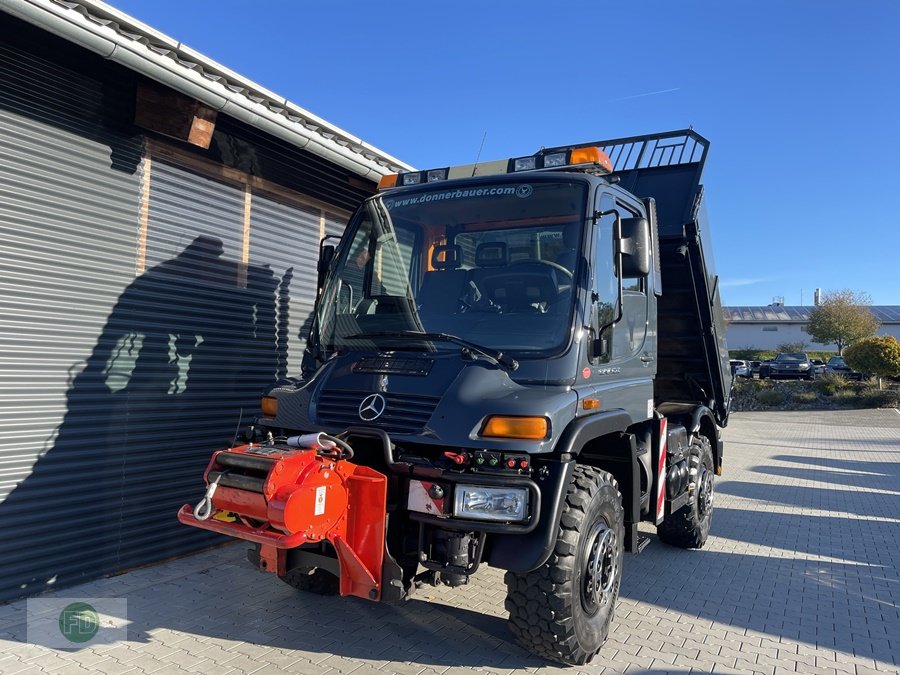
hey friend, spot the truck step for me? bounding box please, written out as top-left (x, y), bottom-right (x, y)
top-left (636, 535), bottom-right (651, 553)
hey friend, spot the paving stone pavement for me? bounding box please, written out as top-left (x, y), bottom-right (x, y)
top-left (1, 409), bottom-right (898, 675)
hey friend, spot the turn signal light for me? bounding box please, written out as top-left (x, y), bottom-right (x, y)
top-left (481, 416), bottom-right (549, 440)
top-left (570, 147), bottom-right (613, 172)
top-left (378, 174), bottom-right (398, 189)
top-left (260, 396), bottom-right (278, 418)
top-left (582, 398), bottom-right (601, 410)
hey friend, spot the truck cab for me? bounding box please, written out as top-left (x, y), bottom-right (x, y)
top-left (180, 130), bottom-right (731, 666)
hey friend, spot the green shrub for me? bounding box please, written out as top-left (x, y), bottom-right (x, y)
top-left (757, 389), bottom-right (786, 406)
top-left (733, 378), bottom-right (767, 393)
top-left (830, 389), bottom-right (858, 404)
top-left (814, 371), bottom-right (850, 396)
top-left (844, 336), bottom-right (900, 386)
top-left (859, 388), bottom-right (900, 408)
top-left (792, 391), bottom-right (817, 405)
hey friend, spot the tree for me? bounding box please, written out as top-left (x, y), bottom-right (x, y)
top-left (843, 336), bottom-right (900, 389)
top-left (806, 289), bottom-right (880, 353)
top-left (776, 340), bottom-right (809, 353)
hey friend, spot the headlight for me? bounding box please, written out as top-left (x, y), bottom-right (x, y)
top-left (512, 156), bottom-right (537, 171)
top-left (799, 364), bottom-right (809, 369)
top-left (453, 485), bottom-right (529, 522)
top-left (542, 152), bottom-right (567, 167)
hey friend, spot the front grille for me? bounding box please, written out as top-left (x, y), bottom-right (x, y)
top-left (353, 357), bottom-right (433, 376)
top-left (316, 390), bottom-right (441, 434)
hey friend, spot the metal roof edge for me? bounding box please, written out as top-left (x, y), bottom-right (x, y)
top-left (0, 0), bottom-right (415, 179)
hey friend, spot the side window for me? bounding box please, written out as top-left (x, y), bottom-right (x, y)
top-left (617, 200), bottom-right (646, 293)
top-left (593, 192), bottom-right (649, 362)
top-left (614, 199), bottom-right (649, 358)
top-left (593, 193), bottom-right (618, 362)
top-left (340, 215), bottom-right (374, 311)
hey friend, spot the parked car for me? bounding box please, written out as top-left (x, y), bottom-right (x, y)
top-left (763, 352), bottom-right (814, 380)
top-left (810, 359), bottom-right (826, 376)
top-left (749, 360), bottom-right (762, 376)
top-left (825, 355), bottom-right (864, 380)
top-left (729, 359), bottom-right (751, 378)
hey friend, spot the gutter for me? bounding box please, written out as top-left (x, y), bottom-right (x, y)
top-left (0, 0), bottom-right (414, 179)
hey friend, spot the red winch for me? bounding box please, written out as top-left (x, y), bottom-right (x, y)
top-left (178, 434), bottom-right (387, 600)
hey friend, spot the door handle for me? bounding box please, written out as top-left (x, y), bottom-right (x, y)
top-left (640, 354), bottom-right (655, 363)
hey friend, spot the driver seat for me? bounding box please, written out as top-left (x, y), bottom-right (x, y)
top-left (470, 243), bottom-right (558, 311)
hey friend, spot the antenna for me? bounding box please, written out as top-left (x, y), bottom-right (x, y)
top-left (471, 132), bottom-right (487, 177)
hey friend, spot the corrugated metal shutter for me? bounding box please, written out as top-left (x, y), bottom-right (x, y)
top-left (0, 32), bottom-right (359, 601)
top-left (325, 210), bottom-right (349, 240)
top-left (249, 195), bottom-right (322, 377)
top-left (0, 40), bottom-right (148, 599)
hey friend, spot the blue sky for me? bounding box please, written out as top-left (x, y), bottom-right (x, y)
top-left (112, 0), bottom-right (900, 307)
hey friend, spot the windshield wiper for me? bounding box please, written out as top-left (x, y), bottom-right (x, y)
top-left (345, 331), bottom-right (519, 372)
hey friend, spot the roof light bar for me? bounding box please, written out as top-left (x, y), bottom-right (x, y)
top-left (379, 145), bottom-right (612, 190)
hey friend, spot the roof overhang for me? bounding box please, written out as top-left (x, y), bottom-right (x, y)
top-left (0, 0), bottom-right (415, 180)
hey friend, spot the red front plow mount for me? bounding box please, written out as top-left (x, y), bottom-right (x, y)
top-left (178, 437), bottom-right (389, 601)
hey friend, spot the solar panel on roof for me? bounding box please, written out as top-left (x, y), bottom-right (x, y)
top-left (721, 306), bottom-right (900, 322)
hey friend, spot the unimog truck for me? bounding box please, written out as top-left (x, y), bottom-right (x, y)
top-left (180, 129), bottom-right (731, 665)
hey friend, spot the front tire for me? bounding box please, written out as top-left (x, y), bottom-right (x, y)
top-left (657, 435), bottom-right (714, 548)
top-left (504, 466), bottom-right (624, 665)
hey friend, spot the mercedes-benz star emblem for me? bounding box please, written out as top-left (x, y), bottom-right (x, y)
top-left (358, 393), bottom-right (387, 421)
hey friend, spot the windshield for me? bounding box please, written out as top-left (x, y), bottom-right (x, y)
top-left (315, 180), bottom-right (587, 356)
top-left (828, 357), bottom-right (846, 366)
top-left (775, 353), bottom-right (808, 362)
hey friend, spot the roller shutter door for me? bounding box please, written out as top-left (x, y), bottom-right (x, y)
top-left (0, 27), bottom-right (358, 600)
top-left (0, 40), bottom-right (148, 600)
top-left (249, 195), bottom-right (322, 377)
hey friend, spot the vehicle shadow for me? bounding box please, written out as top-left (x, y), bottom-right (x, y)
top-left (771, 454), bottom-right (900, 475)
top-left (2, 506), bottom-right (896, 670)
top-left (716, 480), bottom-right (900, 519)
top-left (615, 526), bottom-right (897, 667)
top-left (107, 529), bottom-right (895, 670)
top-left (751, 465), bottom-right (897, 491)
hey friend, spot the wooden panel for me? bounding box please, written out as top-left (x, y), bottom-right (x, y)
top-left (135, 80), bottom-right (218, 149)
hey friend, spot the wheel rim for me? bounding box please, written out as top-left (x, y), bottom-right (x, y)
top-left (581, 520), bottom-right (618, 614)
top-left (697, 466), bottom-right (714, 517)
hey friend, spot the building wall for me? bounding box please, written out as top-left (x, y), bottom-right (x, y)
top-left (0, 14), bottom-right (366, 601)
top-left (727, 322), bottom-right (900, 352)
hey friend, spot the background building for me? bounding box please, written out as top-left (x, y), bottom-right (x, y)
top-left (0, 0), bottom-right (412, 601)
top-left (723, 306), bottom-right (900, 352)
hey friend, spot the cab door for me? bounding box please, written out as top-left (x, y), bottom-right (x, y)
top-left (583, 190), bottom-right (654, 422)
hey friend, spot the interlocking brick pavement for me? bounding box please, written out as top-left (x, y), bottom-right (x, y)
top-left (1, 409), bottom-right (898, 674)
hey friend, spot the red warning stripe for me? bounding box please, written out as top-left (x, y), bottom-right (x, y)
top-left (656, 417), bottom-right (667, 523)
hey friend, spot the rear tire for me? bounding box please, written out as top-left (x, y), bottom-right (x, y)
top-left (504, 466), bottom-right (624, 665)
top-left (279, 567), bottom-right (340, 595)
top-left (657, 435), bottom-right (714, 549)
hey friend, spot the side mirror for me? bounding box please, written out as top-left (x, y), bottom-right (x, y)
top-left (589, 335), bottom-right (610, 363)
top-left (619, 217), bottom-right (651, 278)
top-left (317, 244), bottom-right (335, 290)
